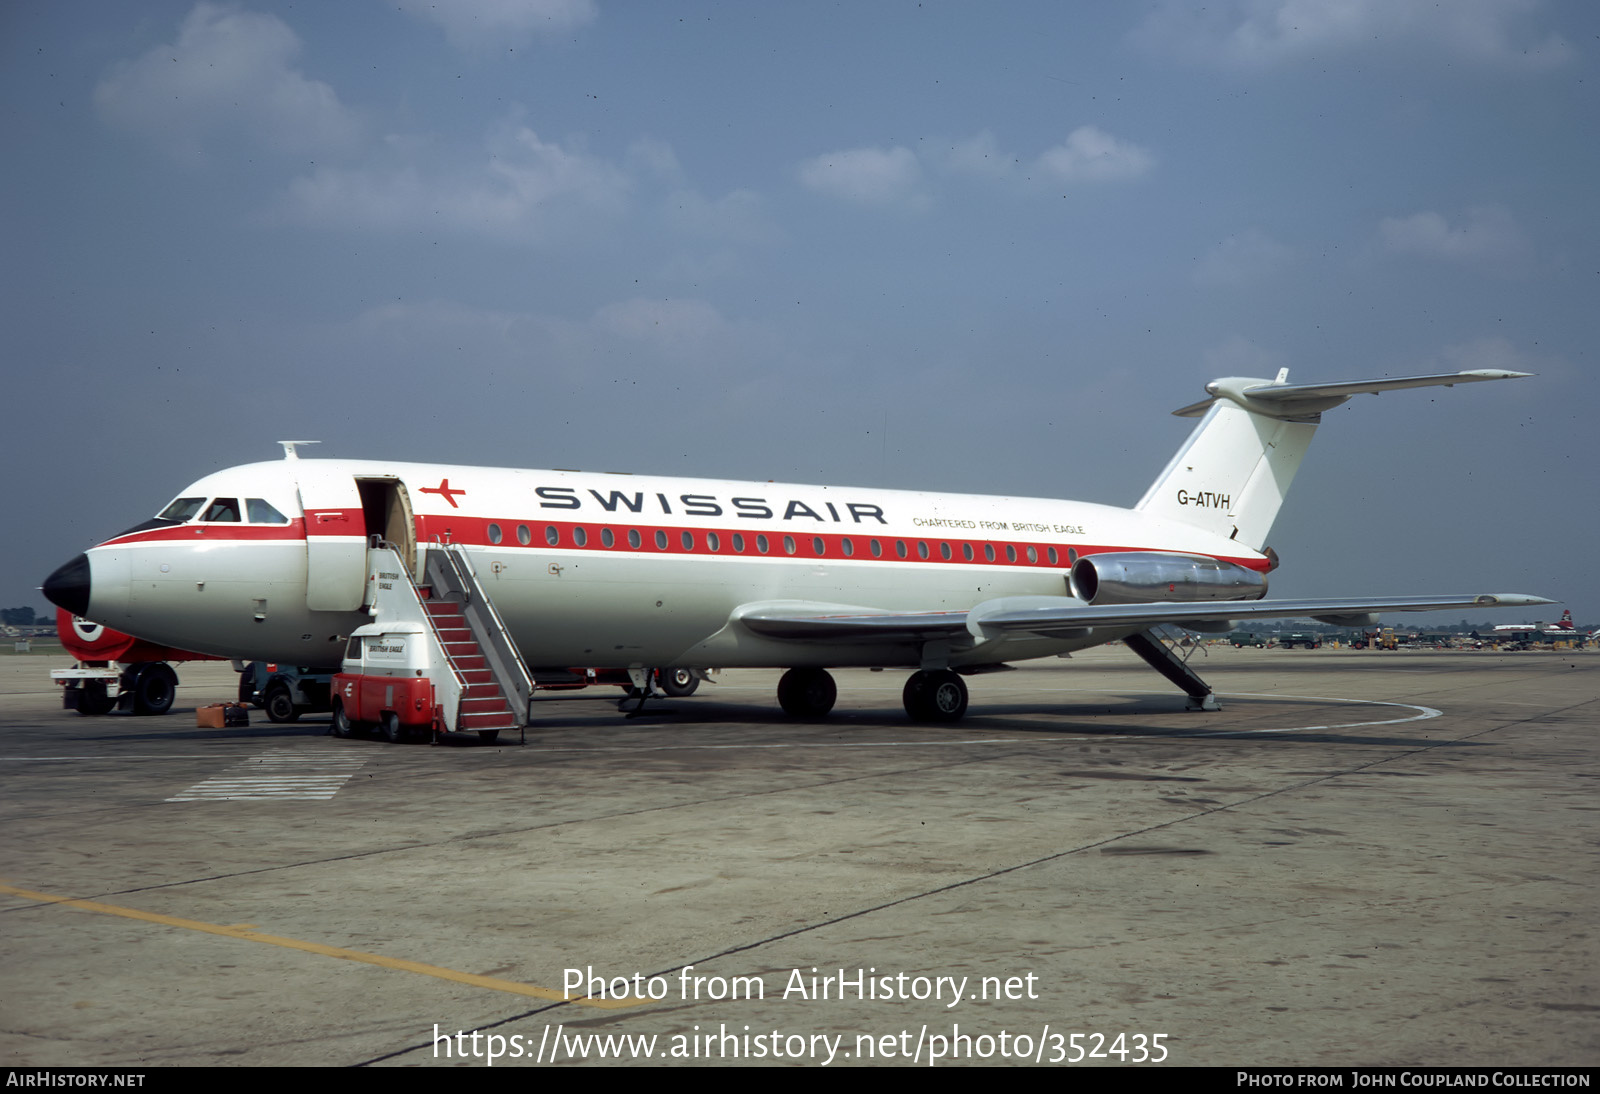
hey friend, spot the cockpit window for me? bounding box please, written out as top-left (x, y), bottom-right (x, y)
top-left (158, 497), bottom-right (205, 522)
top-left (246, 498), bottom-right (288, 524)
top-left (202, 498), bottom-right (241, 523)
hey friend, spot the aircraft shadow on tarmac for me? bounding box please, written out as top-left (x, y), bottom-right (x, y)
top-left (506, 692), bottom-right (1492, 750)
top-left (51, 688), bottom-right (1493, 752)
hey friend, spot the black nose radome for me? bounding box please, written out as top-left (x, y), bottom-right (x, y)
top-left (43, 553), bottom-right (91, 618)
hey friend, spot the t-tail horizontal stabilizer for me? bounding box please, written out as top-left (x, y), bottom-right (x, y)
top-left (1140, 369), bottom-right (1530, 550)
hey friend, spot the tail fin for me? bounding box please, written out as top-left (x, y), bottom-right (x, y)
top-left (1135, 368), bottom-right (1528, 550)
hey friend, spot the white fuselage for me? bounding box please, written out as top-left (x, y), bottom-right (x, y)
top-left (65, 458), bottom-right (1268, 672)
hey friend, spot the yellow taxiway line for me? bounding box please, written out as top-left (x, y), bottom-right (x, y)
top-left (0, 880), bottom-right (647, 1009)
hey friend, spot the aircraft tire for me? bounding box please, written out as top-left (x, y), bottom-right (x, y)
top-left (131, 663), bottom-right (178, 716)
top-left (903, 670), bottom-right (968, 723)
top-left (657, 667), bottom-right (699, 697)
top-left (263, 681), bottom-right (299, 723)
top-left (777, 667), bottom-right (836, 718)
top-left (75, 680), bottom-right (115, 717)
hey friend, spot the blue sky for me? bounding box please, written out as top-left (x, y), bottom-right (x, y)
top-left (4, 0), bottom-right (1595, 625)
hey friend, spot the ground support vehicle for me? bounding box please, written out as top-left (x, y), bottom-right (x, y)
top-left (236, 661), bottom-right (334, 723)
top-left (330, 622), bottom-right (457, 743)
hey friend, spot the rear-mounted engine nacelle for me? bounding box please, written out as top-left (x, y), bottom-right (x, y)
top-left (1069, 552), bottom-right (1268, 605)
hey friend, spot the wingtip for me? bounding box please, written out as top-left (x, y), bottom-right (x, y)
top-left (1476, 593), bottom-right (1558, 607)
top-left (1459, 369), bottom-right (1534, 381)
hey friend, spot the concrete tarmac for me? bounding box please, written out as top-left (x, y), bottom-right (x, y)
top-left (0, 647), bottom-right (1594, 1068)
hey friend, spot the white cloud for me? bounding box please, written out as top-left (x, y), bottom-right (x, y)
top-left (1377, 206), bottom-right (1530, 266)
top-left (1195, 228), bottom-right (1294, 286)
top-left (395, 0), bottom-right (598, 49)
top-left (94, 3), bottom-right (359, 162)
top-left (798, 146), bottom-right (927, 208)
top-left (1034, 127), bottom-right (1155, 183)
top-left (1136, 0), bottom-right (1572, 72)
top-left (281, 121), bottom-right (776, 259)
top-left (282, 123), bottom-right (630, 241)
top-left (799, 128), bottom-right (1152, 208)
top-left (626, 138), bottom-right (686, 185)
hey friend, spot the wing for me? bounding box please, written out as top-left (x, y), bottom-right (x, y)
top-left (736, 593), bottom-right (1556, 646)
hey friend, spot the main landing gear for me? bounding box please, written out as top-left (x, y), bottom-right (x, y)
top-left (773, 667), bottom-right (971, 722)
top-left (902, 669), bottom-right (968, 723)
top-left (777, 668), bottom-right (837, 717)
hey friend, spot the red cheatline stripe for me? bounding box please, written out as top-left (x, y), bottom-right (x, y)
top-left (94, 515), bottom-right (1268, 574)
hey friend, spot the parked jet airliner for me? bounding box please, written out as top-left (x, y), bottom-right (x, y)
top-left (42, 369), bottom-right (1552, 723)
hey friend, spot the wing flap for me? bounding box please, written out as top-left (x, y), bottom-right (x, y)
top-left (971, 593), bottom-right (1555, 637)
top-left (735, 594), bottom-right (1556, 645)
top-left (737, 604), bottom-right (969, 643)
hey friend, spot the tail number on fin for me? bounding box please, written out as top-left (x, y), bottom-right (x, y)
top-left (1175, 490), bottom-right (1232, 509)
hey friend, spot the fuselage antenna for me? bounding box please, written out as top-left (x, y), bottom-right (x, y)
top-left (278, 440), bottom-right (321, 460)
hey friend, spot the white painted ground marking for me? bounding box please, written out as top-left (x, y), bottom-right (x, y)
top-left (520, 694), bottom-right (1443, 754)
top-left (166, 749), bottom-right (368, 801)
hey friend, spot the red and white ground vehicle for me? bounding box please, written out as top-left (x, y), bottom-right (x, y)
top-left (330, 622), bottom-right (451, 743)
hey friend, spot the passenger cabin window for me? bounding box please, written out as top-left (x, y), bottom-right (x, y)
top-left (246, 498), bottom-right (288, 524)
top-left (158, 497), bottom-right (205, 522)
top-left (202, 498), bottom-right (241, 522)
top-left (345, 637), bottom-right (362, 661)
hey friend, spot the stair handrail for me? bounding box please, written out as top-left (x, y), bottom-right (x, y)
top-left (425, 542), bottom-right (534, 724)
